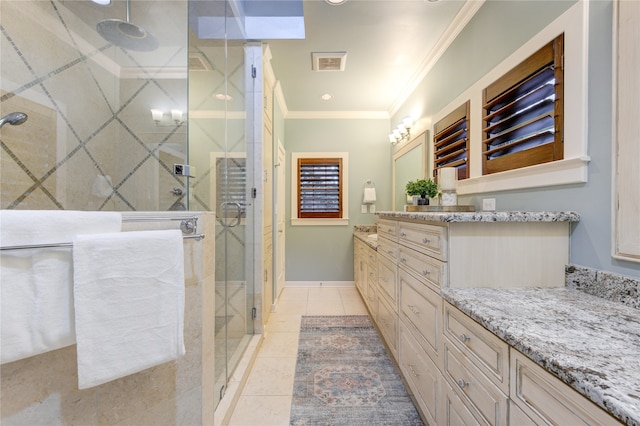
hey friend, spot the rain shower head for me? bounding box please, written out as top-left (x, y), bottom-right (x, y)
top-left (0, 112), bottom-right (28, 128)
top-left (96, 0), bottom-right (158, 52)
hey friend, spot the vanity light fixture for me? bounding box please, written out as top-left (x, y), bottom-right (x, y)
top-left (151, 109), bottom-right (185, 126)
top-left (388, 116), bottom-right (414, 144)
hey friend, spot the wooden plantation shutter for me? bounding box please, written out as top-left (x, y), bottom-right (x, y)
top-left (297, 157), bottom-right (342, 218)
top-left (434, 101), bottom-right (470, 181)
top-left (482, 34), bottom-right (564, 175)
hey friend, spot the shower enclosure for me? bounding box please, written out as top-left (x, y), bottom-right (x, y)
top-left (0, 0), bottom-right (258, 410)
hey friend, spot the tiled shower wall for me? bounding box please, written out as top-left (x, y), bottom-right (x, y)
top-left (1, 0), bottom-right (188, 211)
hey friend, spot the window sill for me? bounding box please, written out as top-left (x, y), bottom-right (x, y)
top-left (291, 218), bottom-right (349, 226)
top-left (458, 156), bottom-right (590, 195)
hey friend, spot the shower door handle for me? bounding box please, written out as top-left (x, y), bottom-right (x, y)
top-left (221, 202), bottom-right (242, 228)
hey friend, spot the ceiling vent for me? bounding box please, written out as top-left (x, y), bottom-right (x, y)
top-left (189, 53), bottom-right (212, 71)
top-left (311, 52), bottom-right (347, 71)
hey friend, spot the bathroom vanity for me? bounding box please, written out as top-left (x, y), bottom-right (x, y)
top-left (354, 211), bottom-right (638, 426)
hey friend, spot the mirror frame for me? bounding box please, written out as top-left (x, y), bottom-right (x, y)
top-left (392, 131), bottom-right (428, 211)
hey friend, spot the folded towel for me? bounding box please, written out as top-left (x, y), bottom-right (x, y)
top-left (73, 230), bottom-right (185, 389)
top-left (363, 187), bottom-right (377, 204)
top-left (0, 210), bottom-right (122, 364)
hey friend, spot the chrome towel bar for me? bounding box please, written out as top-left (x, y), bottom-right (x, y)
top-left (0, 233), bottom-right (205, 251)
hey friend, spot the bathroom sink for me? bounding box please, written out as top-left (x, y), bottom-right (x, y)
top-left (367, 234), bottom-right (378, 240)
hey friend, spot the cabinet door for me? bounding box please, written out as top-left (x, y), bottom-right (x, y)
top-left (399, 324), bottom-right (440, 425)
top-left (510, 351), bottom-right (621, 425)
top-left (399, 269), bottom-right (442, 365)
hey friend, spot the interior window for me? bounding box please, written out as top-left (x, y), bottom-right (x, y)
top-left (482, 34), bottom-right (564, 175)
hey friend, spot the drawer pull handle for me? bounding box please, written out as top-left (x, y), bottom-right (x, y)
top-left (408, 364), bottom-right (420, 378)
top-left (459, 333), bottom-right (471, 343)
top-left (381, 277), bottom-right (387, 283)
top-left (457, 379), bottom-right (469, 390)
top-left (422, 270), bottom-right (431, 276)
top-left (387, 228), bottom-right (393, 232)
top-left (387, 250), bottom-right (394, 255)
top-left (422, 237), bottom-right (431, 244)
top-left (400, 258), bottom-right (407, 263)
top-left (408, 305), bottom-right (420, 315)
top-left (400, 232), bottom-right (407, 237)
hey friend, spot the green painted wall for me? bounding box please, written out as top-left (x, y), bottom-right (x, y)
top-left (283, 119), bottom-right (391, 281)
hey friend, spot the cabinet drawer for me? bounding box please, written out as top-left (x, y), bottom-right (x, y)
top-left (399, 324), bottom-right (440, 426)
top-left (443, 342), bottom-right (508, 426)
top-left (376, 296), bottom-right (397, 358)
top-left (377, 254), bottom-right (397, 308)
top-left (399, 270), bottom-right (442, 364)
top-left (441, 378), bottom-right (484, 426)
top-left (398, 222), bottom-right (447, 261)
top-left (378, 219), bottom-right (398, 241)
top-left (377, 236), bottom-right (398, 261)
top-left (443, 303), bottom-right (509, 394)
top-left (398, 245), bottom-right (446, 289)
top-left (510, 351), bottom-right (621, 425)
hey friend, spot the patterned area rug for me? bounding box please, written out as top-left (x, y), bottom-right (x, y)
top-left (290, 315), bottom-right (424, 426)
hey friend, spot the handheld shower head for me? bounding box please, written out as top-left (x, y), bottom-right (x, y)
top-left (0, 112), bottom-right (28, 128)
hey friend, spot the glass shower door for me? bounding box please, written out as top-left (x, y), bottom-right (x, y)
top-left (188, 6), bottom-right (256, 408)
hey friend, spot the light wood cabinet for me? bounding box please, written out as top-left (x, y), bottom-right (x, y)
top-left (356, 216), bottom-right (614, 425)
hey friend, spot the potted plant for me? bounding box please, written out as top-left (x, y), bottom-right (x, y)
top-left (406, 178), bottom-right (438, 205)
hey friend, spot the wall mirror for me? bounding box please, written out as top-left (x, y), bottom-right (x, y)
top-left (392, 131), bottom-right (427, 211)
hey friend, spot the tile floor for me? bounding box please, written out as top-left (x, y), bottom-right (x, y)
top-left (227, 286), bottom-right (369, 426)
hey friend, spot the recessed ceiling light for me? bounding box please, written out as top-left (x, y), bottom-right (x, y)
top-left (215, 93), bottom-right (232, 100)
top-left (91, 0), bottom-right (112, 5)
top-left (325, 0), bottom-right (347, 5)
top-left (321, 94), bottom-right (333, 101)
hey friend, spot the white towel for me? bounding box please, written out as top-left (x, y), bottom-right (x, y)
top-left (73, 230), bottom-right (185, 389)
top-left (0, 210), bottom-right (121, 364)
top-left (363, 187), bottom-right (377, 204)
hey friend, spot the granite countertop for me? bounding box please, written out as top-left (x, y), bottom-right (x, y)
top-left (376, 210), bottom-right (580, 223)
top-left (442, 287), bottom-right (640, 426)
top-left (353, 230), bottom-right (378, 250)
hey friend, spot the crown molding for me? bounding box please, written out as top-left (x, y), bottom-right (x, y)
top-left (388, 0), bottom-right (485, 117)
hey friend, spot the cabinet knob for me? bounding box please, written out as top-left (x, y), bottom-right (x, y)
top-left (422, 237), bottom-right (431, 244)
top-left (387, 250), bottom-right (394, 255)
top-left (400, 232), bottom-right (407, 237)
top-left (400, 258), bottom-right (407, 263)
top-left (422, 270), bottom-right (431, 276)
top-left (460, 333), bottom-right (471, 343)
top-left (408, 305), bottom-right (420, 315)
top-left (457, 379), bottom-right (470, 390)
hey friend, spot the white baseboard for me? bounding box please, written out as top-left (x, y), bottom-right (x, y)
top-left (285, 281), bottom-right (355, 288)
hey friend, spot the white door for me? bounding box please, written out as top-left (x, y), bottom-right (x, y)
top-left (275, 140), bottom-right (286, 298)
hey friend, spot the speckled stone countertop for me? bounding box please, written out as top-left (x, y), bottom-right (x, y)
top-left (441, 287), bottom-right (640, 426)
top-left (376, 210), bottom-right (580, 223)
top-left (353, 231), bottom-right (378, 250)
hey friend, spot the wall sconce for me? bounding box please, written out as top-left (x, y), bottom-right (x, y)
top-left (388, 116), bottom-right (414, 145)
top-left (151, 109), bottom-right (185, 126)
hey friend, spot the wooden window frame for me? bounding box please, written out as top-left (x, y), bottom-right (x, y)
top-left (291, 152), bottom-right (349, 226)
top-left (482, 34), bottom-right (564, 175)
top-left (433, 101), bottom-right (470, 182)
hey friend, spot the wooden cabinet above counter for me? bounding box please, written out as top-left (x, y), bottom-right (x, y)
top-left (376, 211), bottom-right (580, 289)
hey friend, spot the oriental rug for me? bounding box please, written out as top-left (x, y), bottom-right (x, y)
top-left (289, 315), bottom-right (423, 426)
